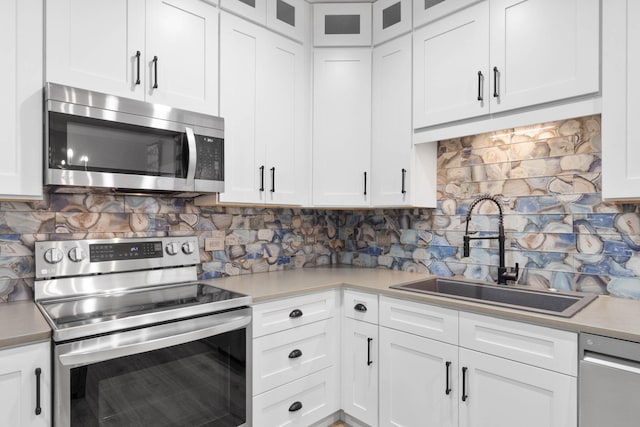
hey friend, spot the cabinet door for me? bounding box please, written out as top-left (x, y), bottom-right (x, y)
top-left (602, 0), bottom-right (640, 200)
top-left (342, 318), bottom-right (378, 427)
top-left (266, 0), bottom-right (307, 42)
top-left (0, 0), bottom-right (43, 200)
top-left (46, 0), bottom-right (145, 100)
top-left (413, 0), bottom-right (489, 128)
top-left (489, 0), bottom-right (599, 113)
top-left (313, 48), bottom-right (372, 207)
top-left (0, 342), bottom-right (51, 427)
top-left (261, 32), bottom-right (306, 205)
top-left (372, 34), bottom-right (412, 206)
top-left (379, 327), bottom-right (458, 427)
top-left (146, 0), bottom-right (218, 115)
top-left (372, 0), bottom-right (411, 45)
top-left (458, 348), bottom-right (577, 427)
top-left (313, 3), bottom-right (372, 47)
top-left (219, 13), bottom-right (264, 204)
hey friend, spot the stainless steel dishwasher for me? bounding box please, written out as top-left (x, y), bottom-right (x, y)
top-left (579, 333), bottom-right (640, 427)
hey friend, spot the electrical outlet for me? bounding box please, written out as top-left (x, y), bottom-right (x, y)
top-left (205, 231), bottom-right (225, 251)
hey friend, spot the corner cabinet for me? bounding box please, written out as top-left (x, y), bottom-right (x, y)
top-left (46, 0), bottom-right (219, 115)
top-left (0, 0), bottom-right (43, 200)
top-left (414, 0), bottom-right (600, 129)
top-left (312, 48), bottom-right (372, 207)
top-left (0, 342), bottom-right (51, 427)
top-left (602, 0), bottom-right (640, 201)
top-left (218, 12), bottom-right (307, 206)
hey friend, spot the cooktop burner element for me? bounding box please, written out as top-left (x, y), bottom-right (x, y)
top-left (34, 237), bottom-right (251, 342)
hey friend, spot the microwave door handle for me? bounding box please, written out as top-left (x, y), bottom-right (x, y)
top-left (185, 127), bottom-right (197, 189)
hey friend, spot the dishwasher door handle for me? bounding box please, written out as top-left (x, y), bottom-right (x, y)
top-left (583, 354), bottom-right (640, 375)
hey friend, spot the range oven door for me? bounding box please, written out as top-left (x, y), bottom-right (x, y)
top-left (53, 308), bottom-right (251, 427)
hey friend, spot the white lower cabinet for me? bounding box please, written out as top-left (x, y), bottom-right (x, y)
top-left (253, 367), bottom-right (340, 427)
top-left (458, 348), bottom-right (576, 427)
top-left (342, 318), bottom-right (378, 427)
top-left (252, 291), bottom-right (340, 426)
top-left (379, 327), bottom-right (458, 427)
top-left (0, 341), bottom-right (51, 427)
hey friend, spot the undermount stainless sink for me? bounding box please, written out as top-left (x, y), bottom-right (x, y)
top-left (390, 278), bottom-right (598, 317)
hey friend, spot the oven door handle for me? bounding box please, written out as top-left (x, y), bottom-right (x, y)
top-left (185, 126), bottom-right (197, 189)
top-left (58, 312), bottom-right (251, 367)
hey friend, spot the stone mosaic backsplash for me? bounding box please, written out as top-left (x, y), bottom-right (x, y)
top-left (2, 114), bottom-right (640, 302)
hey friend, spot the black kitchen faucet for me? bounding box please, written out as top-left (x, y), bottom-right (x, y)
top-left (463, 194), bottom-right (519, 285)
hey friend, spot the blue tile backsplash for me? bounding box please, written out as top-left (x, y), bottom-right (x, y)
top-left (2, 114), bottom-right (640, 302)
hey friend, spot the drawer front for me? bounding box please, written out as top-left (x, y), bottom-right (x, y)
top-left (253, 366), bottom-right (340, 427)
top-left (459, 312), bottom-right (577, 375)
top-left (379, 296), bottom-right (458, 344)
top-left (343, 289), bottom-right (379, 324)
top-left (253, 318), bottom-right (338, 395)
top-left (253, 290), bottom-right (338, 337)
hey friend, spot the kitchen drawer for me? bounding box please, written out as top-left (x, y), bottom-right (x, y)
top-left (253, 290), bottom-right (338, 338)
top-left (253, 318), bottom-right (338, 395)
top-left (379, 296), bottom-right (458, 345)
top-left (459, 312), bottom-right (577, 376)
top-left (343, 289), bottom-right (378, 324)
top-left (253, 366), bottom-right (340, 427)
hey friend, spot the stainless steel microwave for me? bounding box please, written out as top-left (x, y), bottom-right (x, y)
top-left (44, 83), bottom-right (224, 194)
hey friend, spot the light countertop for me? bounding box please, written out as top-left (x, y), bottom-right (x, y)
top-left (206, 267), bottom-right (640, 343)
top-left (0, 301), bottom-right (51, 349)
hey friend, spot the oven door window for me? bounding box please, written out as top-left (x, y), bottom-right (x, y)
top-left (49, 112), bottom-right (187, 178)
top-left (69, 329), bottom-right (246, 426)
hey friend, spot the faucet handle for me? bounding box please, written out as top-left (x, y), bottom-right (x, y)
top-left (503, 263), bottom-right (520, 282)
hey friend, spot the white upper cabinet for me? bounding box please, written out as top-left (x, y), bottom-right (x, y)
top-left (0, 0), bottom-right (42, 200)
top-left (313, 3), bottom-right (372, 46)
top-left (372, 34), bottom-right (413, 206)
top-left (413, 0), bottom-right (600, 130)
top-left (267, 0), bottom-right (307, 42)
top-left (489, 0), bottom-right (599, 114)
top-left (413, 0), bottom-right (489, 128)
top-left (220, 0), bottom-right (267, 24)
top-left (313, 48), bottom-right (372, 207)
top-left (46, 0), bottom-right (219, 115)
top-left (219, 12), bottom-right (306, 205)
top-left (602, 0), bottom-right (640, 201)
top-left (144, 0), bottom-right (219, 113)
top-left (373, 0), bottom-right (412, 45)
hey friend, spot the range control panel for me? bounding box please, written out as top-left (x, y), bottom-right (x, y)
top-left (35, 236), bottom-right (199, 279)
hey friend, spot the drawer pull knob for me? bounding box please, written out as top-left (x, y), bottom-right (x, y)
top-left (354, 303), bottom-right (367, 312)
top-left (289, 309), bottom-right (303, 318)
top-left (288, 349), bottom-right (303, 359)
top-left (288, 401), bottom-right (303, 412)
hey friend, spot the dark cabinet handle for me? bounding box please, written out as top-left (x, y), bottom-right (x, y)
top-left (135, 51), bottom-right (141, 85)
top-left (288, 349), bottom-right (303, 359)
top-left (364, 172), bottom-right (367, 196)
top-left (152, 56), bottom-right (159, 89)
top-left (270, 167), bottom-right (275, 193)
top-left (445, 361), bottom-right (452, 395)
top-left (477, 71), bottom-right (483, 101)
top-left (493, 66), bottom-right (499, 98)
top-left (401, 168), bottom-right (407, 194)
top-left (354, 303), bottom-right (367, 312)
top-left (289, 309), bottom-right (303, 318)
top-left (462, 366), bottom-right (468, 402)
top-left (288, 401), bottom-right (303, 412)
top-left (35, 368), bottom-right (42, 415)
top-left (259, 166), bottom-right (265, 192)
top-left (367, 337), bottom-right (373, 366)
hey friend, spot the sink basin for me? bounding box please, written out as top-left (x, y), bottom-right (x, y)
top-left (390, 278), bottom-right (597, 317)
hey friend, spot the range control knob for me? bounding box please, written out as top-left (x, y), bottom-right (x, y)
top-left (68, 247), bottom-right (86, 263)
top-left (182, 241), bottom-right (195, 255)
top-left (43, 248), bottom-right (64, 264)
top-left (165, 242), bottom-right (180, 256)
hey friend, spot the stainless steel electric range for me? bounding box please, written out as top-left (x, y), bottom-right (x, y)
top-left (34, 236), bottom-right (251, 427)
